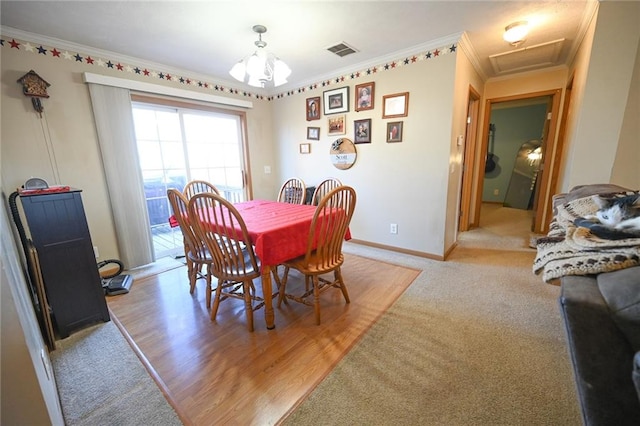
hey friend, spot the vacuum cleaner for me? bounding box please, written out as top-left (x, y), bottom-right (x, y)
top-left (98, 259), bottom-right (133, 296)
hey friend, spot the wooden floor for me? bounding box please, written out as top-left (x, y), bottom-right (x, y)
top-left (107, 254), bottom-right (420, 425)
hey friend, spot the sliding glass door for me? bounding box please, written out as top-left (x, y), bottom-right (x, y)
top-left (132, 101), bottom-right (248, 259)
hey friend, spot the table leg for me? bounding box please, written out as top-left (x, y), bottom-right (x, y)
top-left (262, 265), bottom-right (276, 329)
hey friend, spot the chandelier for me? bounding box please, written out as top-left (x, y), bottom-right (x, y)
top-left (229, 25), bottom-right (291, 88)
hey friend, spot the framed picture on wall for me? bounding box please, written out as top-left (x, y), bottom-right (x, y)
top-left (355, 82), bottom-right (375, 112)
top-left (323, 87), bottom-right (349, 115)
top-left (307, 126), bottom-right (320, 140)
top-left (354, 119), bottom-right (371, 144)
top-left (382, 92), bottom-right (409, 118)
top-left (327, 115), bottom-right (346, 135)
top-left (306, 96), bottom-right (321, 121)
top-left (300, 143), bottom-right (311, 154)
top-left (386, 121), bottom-right (403, 143)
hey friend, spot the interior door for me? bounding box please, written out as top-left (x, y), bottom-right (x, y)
top-left (458, 86), bottom-right (480, 232)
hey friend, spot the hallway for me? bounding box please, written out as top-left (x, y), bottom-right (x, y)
top-left (459, 203), bottom-right (537, 252)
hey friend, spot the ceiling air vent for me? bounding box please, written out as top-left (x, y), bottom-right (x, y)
top-left (327, 42), bottom-right (358, 57)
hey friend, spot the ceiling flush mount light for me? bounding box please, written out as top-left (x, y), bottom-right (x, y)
top-left (503, 21), bottom-right (529, 47)
top-left (229, 24), bottom-right (291, 88)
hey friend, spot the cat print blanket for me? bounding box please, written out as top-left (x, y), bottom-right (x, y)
top-left (533, 191), bottom-right (640, 283)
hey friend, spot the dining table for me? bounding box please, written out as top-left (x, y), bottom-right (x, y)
top-left (171, 198), bottom-right (351, 329)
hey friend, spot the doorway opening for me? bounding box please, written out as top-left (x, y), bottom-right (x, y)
top-left (464, 89), bottom-right (563, 237)
top-left (483, 96), bottom-right (550, 226)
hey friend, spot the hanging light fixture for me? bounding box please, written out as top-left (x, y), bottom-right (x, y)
top-left (229, 25), bottom-right (291, 88)
top-left (503, 21), bottom-right (529, 46)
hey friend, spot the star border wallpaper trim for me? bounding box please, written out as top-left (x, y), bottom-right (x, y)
top-left (1, 35), bottom-right (456, 102)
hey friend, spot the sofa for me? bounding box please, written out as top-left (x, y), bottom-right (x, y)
top-left (543, 184), bottom-right (640, 425)
top-left (560, 268), bottom-right (640, 425)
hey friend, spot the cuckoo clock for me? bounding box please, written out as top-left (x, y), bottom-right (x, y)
top-left (17, 70), bottom-right (51, 116)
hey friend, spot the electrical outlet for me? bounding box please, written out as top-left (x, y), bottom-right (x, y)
top-left (390, 223), bottom-right (398, 234)
top-left (264, 166), bottom-right (271, 174)
top-left (93, 246), bottom-right (99, 258)
top-left (493, 189), bottom-right (499, 196)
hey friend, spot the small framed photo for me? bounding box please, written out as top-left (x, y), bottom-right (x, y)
top-left (327, 115), bottom-right (346, 135)
top-left (323, 86), bottom-right (349, 115)
top-left (306, 96), bottom-right (321, 121)
top-left (300, 143), bottom-right (311, 154)
top-left (382, 92), bottom-right (409, 118)
top-left (386, 121), bottom-right (403, 143)
top-left (307, 126), bottom-right (320, 140)
top-left (355, 82), bottom-right (375, 112)
top-left (354, 119), bottom-right (371, 144)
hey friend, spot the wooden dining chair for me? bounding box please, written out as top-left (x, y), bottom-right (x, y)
top-left (277, 177), bottom-right (306, 204)
top-left (311, 177), bottom-right (342, 205)
top-left (167, 189), bottom-right (214, 308)
top-left (275, 185), bottom-right (357, 325)
top-left (188, 192), bottom-right (264, 332)
top-left (183, 180), bottom-right (220, 199)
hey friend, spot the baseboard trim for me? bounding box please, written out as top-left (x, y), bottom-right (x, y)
top-left (349, 239), bottom-right (444, 261)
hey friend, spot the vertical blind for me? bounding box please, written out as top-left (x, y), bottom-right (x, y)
top-left (87, 84), bottom-right (155, 269)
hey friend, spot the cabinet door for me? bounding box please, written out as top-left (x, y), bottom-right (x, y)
top-left (21, 191), bottom-right (110, 338)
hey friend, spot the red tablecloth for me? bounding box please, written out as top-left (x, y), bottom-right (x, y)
top-left (235, 199), bottom-right (351, 266)
top-left (171, 199), bottom-right (351, 267)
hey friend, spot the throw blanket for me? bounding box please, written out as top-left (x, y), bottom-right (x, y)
top-left (533, 192), bottom-right (640, 283)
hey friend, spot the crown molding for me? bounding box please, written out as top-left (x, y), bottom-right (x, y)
top-left (3, 26), bottom-right (460, 99)
top-left (458, 32), bottom-right (487, 82)
top-left (2, 26), bottom-right (253, 93)
top-left (277, 33), bottom-right (462, 92)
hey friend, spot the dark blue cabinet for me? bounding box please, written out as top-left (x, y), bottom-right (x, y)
top-left (20, 189), bottom-right (110, 338)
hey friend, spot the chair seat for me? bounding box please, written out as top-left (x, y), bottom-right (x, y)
top-left (187, 248), bottom-right (212, 263)
top-left (220, 249), bottom-right (261, 278)
top-left (283, 252), bottom-right (344, 275)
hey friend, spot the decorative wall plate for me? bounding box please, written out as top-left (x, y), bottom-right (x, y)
top-left (329, 137), bottom-right (357, 170)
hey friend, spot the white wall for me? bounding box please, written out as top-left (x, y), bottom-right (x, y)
top-left (271, 48), bottom-right (459, 257)
top-left (446, 41), bottom-right (485, 252)
top-left (561, 0), bottom-right (640, 190)
top-left (1, 199), bottom-right (64, 425)
top-left (610, 29), bottom-right (640, 189)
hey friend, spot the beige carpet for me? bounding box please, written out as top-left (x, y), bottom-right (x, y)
top-left (282, 204), bottom-right (581, 425)
top-left (50, 321), bottom-right (182, 425)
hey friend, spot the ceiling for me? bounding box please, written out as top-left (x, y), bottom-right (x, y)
top-left (1, 1), bottom-right (596, 94)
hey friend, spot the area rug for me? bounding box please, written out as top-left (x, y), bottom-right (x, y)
top-left (107, 253), bottom-right (420, 425)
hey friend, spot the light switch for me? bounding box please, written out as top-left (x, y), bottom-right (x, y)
top-left (264, 166), bottom-right (271, 174)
